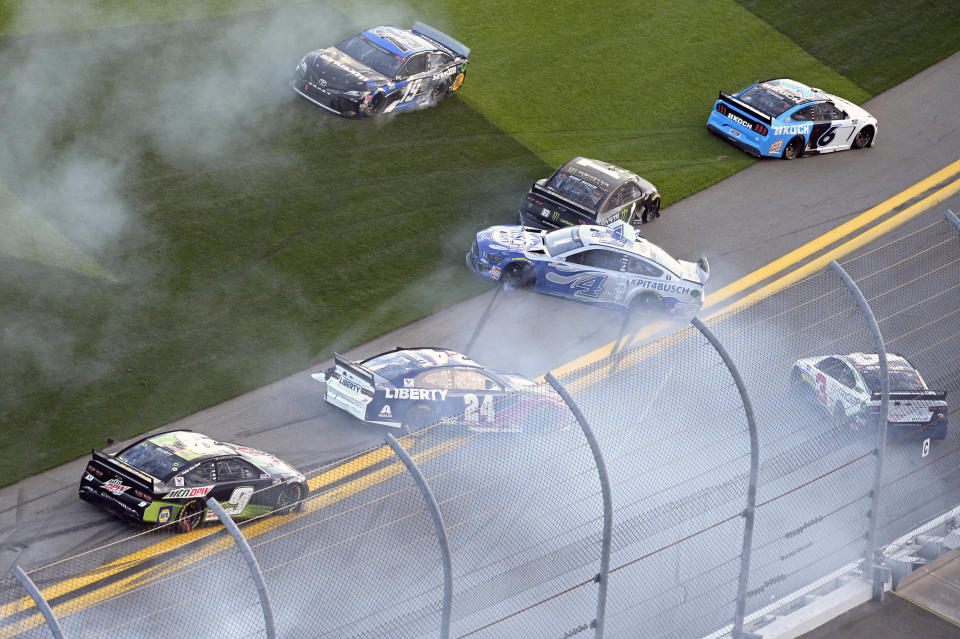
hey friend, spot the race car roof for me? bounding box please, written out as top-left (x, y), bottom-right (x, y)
top-left (577, 225), bottom-right (684, 274)
top-left (146, 431), bottom-right (236, 461)
top-left (555, 157), bottom-right (638, 194)
top-left (361, 347), bottom-right (483, 382)
top-left (844, 352), bottom-right (915, 372)
top-left (363, 26), bottom-right (435, 58)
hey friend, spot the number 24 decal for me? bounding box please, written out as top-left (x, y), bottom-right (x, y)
top-left (463, 394), bottom-right (495, 423)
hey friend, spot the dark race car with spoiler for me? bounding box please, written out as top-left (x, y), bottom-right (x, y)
top-left (519, 156), bottom-right (661, 231)
top-left (791, 353), bottom-right (948, 440)
top-left (79, 430), bottom-right (307, 532)
top-left (707, 78), bottom-right (877, 159)
top-left (292, 21), bottom-right (469, 118)
top-left (313, 347), bottom-right (568, 434)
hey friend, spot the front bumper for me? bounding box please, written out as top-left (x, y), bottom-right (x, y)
top-left (290, 80), bottom-right (364, 118)
top-left (465, 249), bottom-right (502, 281)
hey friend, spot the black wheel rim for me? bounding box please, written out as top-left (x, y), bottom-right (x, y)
top-left (855, 129), bottom-right (870, 147)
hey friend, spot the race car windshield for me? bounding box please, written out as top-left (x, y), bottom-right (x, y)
top-left (117, 441), bottom-right (190, 481)
top-left (859, 367), bottom-right (925, 393)
top-left (544, 172), bottom-right (605, 210)
top-left (737, 84), bottom-right (803, 117)
top-left (336, 34), bottom-right (404, 77)
top-left (543, 227), bottom-right (584, 256)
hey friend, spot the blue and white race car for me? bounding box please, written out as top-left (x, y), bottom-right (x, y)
top-left (707, 78), bottom-right (877, 159)
top-left (466, 221), bottom-right (709, 317)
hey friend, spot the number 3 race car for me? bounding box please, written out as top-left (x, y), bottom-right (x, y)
top-left (314, 347), bottom-right (568, 433)
top-left (707, 78), bottom-right (877, 160)
top-left (80, 431), bottom-right (308, 532)
top-left (791, 353), bottom-right (948, 440)
top-left (292, 22), bottom-right (469, 118)
top-left (519, 157), bottom-right (661, 231)
top-left (467, 221), bottom-right (709, 317)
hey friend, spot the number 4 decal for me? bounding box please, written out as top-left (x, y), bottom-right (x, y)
top-left (464, 394), bottom-right (495, 423)
top-left (573, 274), bottom-right (607, 299)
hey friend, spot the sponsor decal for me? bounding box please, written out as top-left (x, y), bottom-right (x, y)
top-left (773, 124), bottom-right (811, 136)
top-left (205, 512), bottom-right (219, 522)
top-left (336, 376), bottom-right (367, 394)
top-left (451, 72), bottom-right (464, 91)
top-left (490, 265), bottom-right (502, 279)
top-left (628, 279), bottom-right (693, 296)
top-left (85, 473), bottom-right (94, 481)
top-left (727, 112), bottom-right (752, 128)
top-left (431, 66), bottom-right (458, 81)
top-left (158, 506), bottom-right (172, 524)
top-left (379, 405), bottom-right (393, 417)
top-left (175, 476), bottom-right (185, 487)
top-left (164, 486), bottom-right (214, 499)
top-left (403, 378), bottom-right (414, 387)
top-left (511, 257), bottom-right (532, 264)
top-left (103, 479), bottom-right (131, 495)
top-left (769, 140), bottom-right (784, 154)
top-left (384, 388), bottom-right (449, 401)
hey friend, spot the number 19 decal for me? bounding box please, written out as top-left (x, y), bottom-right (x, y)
top-left (464, 394), bottom-right (495, 423)
top-left (383, 79), bottom-right (424, 113)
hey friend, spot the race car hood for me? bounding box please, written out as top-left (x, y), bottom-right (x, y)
top-left (477, 225), bottom-right (546, 254)
top-left (306, 47), bottom-right (389, 92)
top-left (677, 256), bottom-right (710, 285)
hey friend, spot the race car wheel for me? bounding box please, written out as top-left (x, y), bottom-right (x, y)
top-left (629, 292), bottom-right (664, 316)
top-left (831, 402), bottom-right (848, 431)
top-left (431, 79), bottom-right (451, 102)
top-left (781, 136), bottom-right (804, 160)
top-left (502, 263), bottom-right (535, 290)
top-left (401, 403), bottom-right (435, 435)
top-left (640, 196), bottom-right (661, 224)
top-left (176, 500), bottom-right (204, 534)
top-left (852, 126), bottom-right (874, 149)
top-left (276, 483), bottom-right (304, 515)
top-left (367, 92), bottom-right (385, 115)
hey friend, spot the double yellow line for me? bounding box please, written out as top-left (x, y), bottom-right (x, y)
top-left (552, 157), bottom-right (960, 378)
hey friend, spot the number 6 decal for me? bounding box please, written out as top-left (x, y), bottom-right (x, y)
top-left (817, 126), bottom-right (837, 147)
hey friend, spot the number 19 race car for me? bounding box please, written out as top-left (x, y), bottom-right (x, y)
top-left (707, 78), bottom-right (877, 160)
top-left (80, 431), bottom-right (308, 532)
top-left (791, 353), bottom-right (948, 439)
top-left (519, 157), bottom-right (661, 231)
top-left (467, 221), bottom-right (709, 317)
top-left (314, 347), bottom-right (568, 433)
top-left (292, 21), bottom-right (469, 118)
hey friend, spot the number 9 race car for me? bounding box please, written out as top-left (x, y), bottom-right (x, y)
top-left (314, 347), bottom-right (569, 434)
top-left (467, 221), bottom-right (709, 317)
top-left (79, 431), bottom-right (308, 533)
top-left (707, 78), bottom-right (877, 160)
top-left (291, 21), bottom-right (469, 118)
top-left (791, 353), bottom-right (948, 440)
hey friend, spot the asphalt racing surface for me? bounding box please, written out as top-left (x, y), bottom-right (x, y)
top-left (1, 51), bottom-right (958, 638)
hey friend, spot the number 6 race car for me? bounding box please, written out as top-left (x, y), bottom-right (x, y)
top-left (291, 21), bottom-right (469, 118)
top-left (791, 353), bottom-right (948, 440)
top-left (314, 347), bottom-right (569, 433)
top-left (467, 221), bottom-right (709, 317)
top-left (79, 431), bottom-right (308, 532)
top-left (707, 78), bottom-right (877, 160)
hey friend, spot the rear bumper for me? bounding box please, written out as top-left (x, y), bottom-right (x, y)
top-left (889, 419), bottom-right (948, 440)
top-left (707, 121), bottom-right (763, 157)
top-left (79, 484), bottom-right (147, 524)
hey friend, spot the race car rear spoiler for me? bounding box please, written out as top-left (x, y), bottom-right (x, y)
top-left (91, 449), bottom-right (158, 492)
top-left (870, 391), bottom-right (947, 402)
top-left (413, 21), bottom-right (471, 58)
top-left (718, 91), bottom-right (773, 125)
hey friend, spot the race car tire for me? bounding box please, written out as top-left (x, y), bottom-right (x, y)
top-left (781, 136), bottom-right (804, 160)
top-left (176, 500), bottom-right (204, 533)
top-left (431, 79), bottom-right (451, 103)
top-left (629, 292), bottom-right (664, 316)
top-left (367, 92), bottom-right (385, 116)
top-left (276, 483), bottom-right (305, 515)
top-left (502, 263), bottom-right (535, 290)
top-left (401, 403), bottom-right (435, 434)
top-left (831, 402), bottom-right (848, 431)
top-left (852, 126), bottom-right (874, 149)
top-left (640, 196), bottom-right (661, 225)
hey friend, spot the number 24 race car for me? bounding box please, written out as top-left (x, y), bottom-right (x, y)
top-left (79, 431), bottom-right (308, 533)
top-left (707, 78), bottom-right (877, 160)
top-left (791, 353), bottom-right (948, 440)
top-left (292, 21), bottom-right (469, 118)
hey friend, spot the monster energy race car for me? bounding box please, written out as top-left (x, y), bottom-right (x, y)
top-left (79, 430), bottom-right (308, 532)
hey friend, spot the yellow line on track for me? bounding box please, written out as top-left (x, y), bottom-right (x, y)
top-left (1, 437), bottom-right (464, 638)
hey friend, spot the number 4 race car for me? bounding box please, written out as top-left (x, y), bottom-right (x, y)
top-left (292, 21), bottom-right (469, 118)
top-left (791, 353), bottom-right (948, 440)
top-left (79, 431), bottom-right (308, 533)
top-left (707, 78), bottom-right (877, 160)
top-left (314, 347), bottom-right (568, 433)
top-left (467, 221), bottom-right (709, 317)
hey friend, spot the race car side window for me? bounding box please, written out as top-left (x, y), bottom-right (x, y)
top-left (816, 357), bottom-right (846, 381)
top-left (401, 53), bottom-right (427, 77)
top-left (184, 462), bottom-right (215, 485)
top-left (416, 369), bottom-right (454, 388)
top-left (217, 458), bottom-right (258, 482)
top-left (792, 106), bottom-right (815, 122)
top-left (453, 368), bottom-right (503, 391)
top-left (428, 52), bottom-right (451, 69)
top-left (567, 249), bottom-right (621, 270)
top-left (625, 256), bottom-right (663, 278)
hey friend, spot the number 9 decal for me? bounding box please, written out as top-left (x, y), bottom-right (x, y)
top-left (221, 486), bottom-right (254, 516)
top-left (817, 127), bottom-right (837, 147)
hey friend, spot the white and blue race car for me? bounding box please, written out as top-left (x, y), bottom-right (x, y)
top-left (707, 78), bottom-right (877, 159)
top-left (466, 221), bottom-right (709, 317)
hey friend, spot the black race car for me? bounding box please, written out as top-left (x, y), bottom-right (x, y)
top-left (314, 347), bottom-right (569, 433)
top-left (292, 21), bottom-right (469, 118)
top-left (79, 430), bottom-right (308, 533)
top-left (519, 157), bottom-right (661, 231)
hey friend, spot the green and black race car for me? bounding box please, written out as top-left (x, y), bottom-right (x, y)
top-left (79, 430), bottom-right (308, 532)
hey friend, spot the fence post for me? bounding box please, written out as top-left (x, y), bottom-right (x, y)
top-left (10, 566), bottom-right (66, 639)
top-left (828, 260), bottom-right (889, 587)
top-left (384, 434), bottom-right (453, 639)
top-left (946, 208), bottom-right (959, 231)
top-left (545, 373), bottom-right (612, 639)
top-left (205, 498), bottom-right (277, 639)
top-left (690, 317), bottom-right (760, 639)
